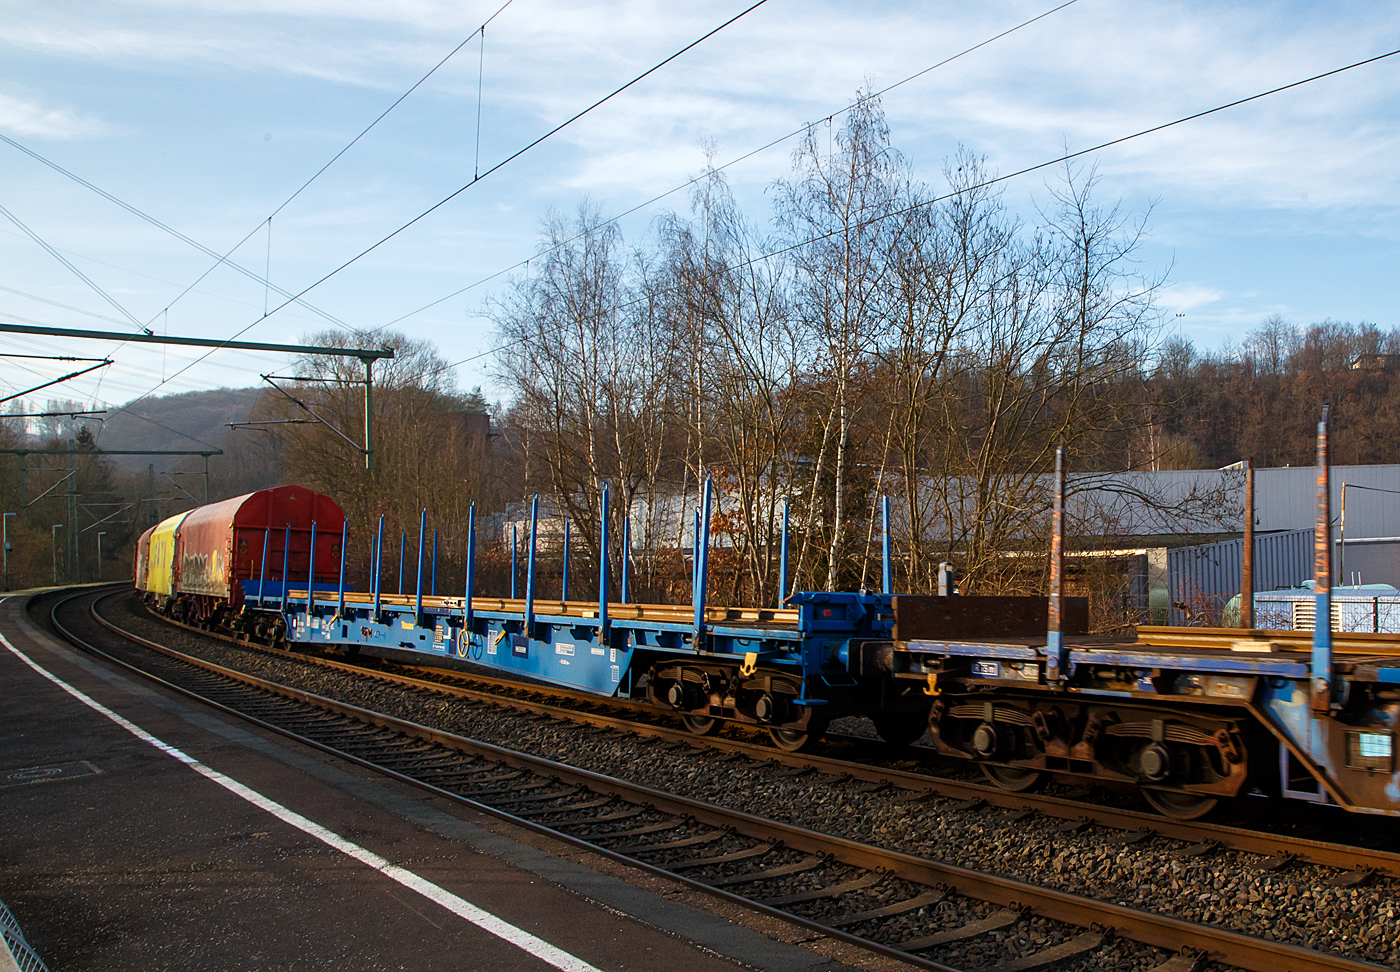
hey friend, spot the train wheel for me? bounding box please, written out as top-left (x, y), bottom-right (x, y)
top-left (981, 764), bottom-right (1044, 792)
top-left (872, 712), bottom-right (929, 746)
top-left (1143, 789), bottom-right (1218, 820)
top-left (769, 714), bottom-right (828, 753)
top-left (682, 713), bottom-right (722, 736)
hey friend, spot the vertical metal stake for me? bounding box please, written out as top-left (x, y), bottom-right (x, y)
top-left (620, 515), bottom-right (631, 604)
top-left (693, 479), bottom-right (712, 642)
top-left (464, 503), bottom-right (476, 636)
top-left (373, 515), bottom-right (385, 617)
top-left (279, 523), bottom-right (291, 616)
top-left (524, 494), bottom-right (539, 638)
top-left (881, 495), bottom-right (892, 596)
top-left (398, 533), bottom-right (406, 596)
top-left (1312, 405), bottom-right (1334, 712)
top-left (779, 499), bottom-right (790, 607)
top-left (307, 521), bottom-right (317, 614)
top-left (337, 520), bottom-right (347, 619)
top-left (431, 529), bottom-right (439, 596)
top-left (1242, 457), bottom-right (1254, 629)
top-left (561, 519), bottom-right (571, 603)
top-left (415, 509), bottom-right (426, 623)
top-left (511, 523), bottom-right (518, 599)
top-left (598, 485), bottom-right (610, 644)
top-left (1046, 445), bottom-right (1066, 682)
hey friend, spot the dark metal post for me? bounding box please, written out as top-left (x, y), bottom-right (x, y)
top-left (1313, 405), bottom-right (1334, 712)
top-left (279, 523), bottom-right (291, 615)
top-left (598, 484), bottom-right (610, 643)
top-left (415, 509), bottom-right (426, 622)
top-left (362, 357), bottom-right (374, 470)
top-left (561, 519), bottom-right (570, 603)
top-left (881, 495), bottom-right (892, 596)
top-left (620, 514), bottom-right (631, 604)
top-left (431, 530), bottom-right (439, 596)
top-left (524, 494), bottom-right (539, 638)
top-left (337, 520), bottom-right (347, 619)
top-left (373, 515), bottom-right (384, 617)
top-left (1046, 445), bottom-right (1066, 682)
top-left (306, 521), bottom-right (317, 614)
top-left (203, 454), bottom-right (210, 505)
top-left (694, 478), bottom-right (712, 642)
top-left (464, 503), bottom-right (476, 635)
top-left (510, 523), bottom-right (518, 599)
top-left (1241, 457), bottom-right (1254, 629)
top-left (779, 499), bottom-right (790, 607)
top-left (257, 528), bottom-right (270, 606)
top-left (1339, 483), bottom-right (1348, 588)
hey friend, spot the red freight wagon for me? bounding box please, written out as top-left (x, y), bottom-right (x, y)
top-left (134, 523), bottom-right (154, 589)
top-left (174, 486), bottom-right (346, 615)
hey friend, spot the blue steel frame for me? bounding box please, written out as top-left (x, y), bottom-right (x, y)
top-left (265, 411), bottom-right (1397, 816)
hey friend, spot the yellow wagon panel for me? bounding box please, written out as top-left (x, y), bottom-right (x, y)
top-left (144, 511), bottom-right (191, 596)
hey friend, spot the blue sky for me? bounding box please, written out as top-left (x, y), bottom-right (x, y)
top-left (2, 0), bottom-right (1398, 442)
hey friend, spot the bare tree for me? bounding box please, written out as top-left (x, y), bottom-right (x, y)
top-left (776, 94), bottom-right (909, 591)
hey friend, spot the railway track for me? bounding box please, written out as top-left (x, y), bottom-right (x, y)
top-left (36, 586), bottom-right (1396, 972)
top-left (121, 589), bottom-right (1400, 882)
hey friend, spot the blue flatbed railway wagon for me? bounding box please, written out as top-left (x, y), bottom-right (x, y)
top-left (180, 409), bottom-right (1400, 819)
top-left (268, 570), bottom-right (1399, 819)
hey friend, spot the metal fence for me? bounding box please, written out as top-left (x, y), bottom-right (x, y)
top-left (1167, 529), bottom-right (1312, 626)
top-left (0, 901), bottom-right (50, 972)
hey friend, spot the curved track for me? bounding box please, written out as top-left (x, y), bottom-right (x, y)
top-left (43, 586), bottom-right (1400, 972)
top-left (127, 589), bottom-right (1400, 880)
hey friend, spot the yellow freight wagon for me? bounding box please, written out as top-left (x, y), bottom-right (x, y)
top-left (143, 512), bottom-right (191, 597)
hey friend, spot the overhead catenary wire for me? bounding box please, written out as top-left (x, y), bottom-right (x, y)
top-left (0, 133), bottom-right (351, 332)
top-left (376, 0), bottom-right (1082, 331)
top-left (434, 44), bottom-right (1400, 373)
top-left (238, 0), bottom-right (774, 334)
top-left (95, 0), bottom-right (773, 417)
top-left (0, 201), bottom-right (149, 333)
top-left (134, 0), bottom-right (523, 331)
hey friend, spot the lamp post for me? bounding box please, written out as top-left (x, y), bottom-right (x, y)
top-left (52, 524), bottom-right (63, 585)
top-left (97, 531), bottom-right (107, 583)
top-left (2, 512), bottom-right (15, 591)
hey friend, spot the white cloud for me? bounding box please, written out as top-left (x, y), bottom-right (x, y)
top-left (0, 92), bottom-right (111, 138)
top-left (1160, 282), bottom-right (1225, 314)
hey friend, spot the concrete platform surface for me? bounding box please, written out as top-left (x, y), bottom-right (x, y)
top-left (0, 592), bottom-right (877, 972)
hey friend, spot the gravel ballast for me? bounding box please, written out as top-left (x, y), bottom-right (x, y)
top-left (87, 593), bottom-right (1400, 970)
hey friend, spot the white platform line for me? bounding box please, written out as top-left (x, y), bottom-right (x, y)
top-left (0, 629), bottom-right (606, 972)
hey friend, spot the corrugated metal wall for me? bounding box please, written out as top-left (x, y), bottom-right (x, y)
top-left (1167, 529), bottom-right (1312, 625)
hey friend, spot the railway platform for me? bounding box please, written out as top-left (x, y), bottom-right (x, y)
top-left (0, 591), bottom-right (872, 972)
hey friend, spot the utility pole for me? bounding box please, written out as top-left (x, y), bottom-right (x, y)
top-left (3, 512), bottom-right (15, 591)
top-left (51, 523), bottom-right (62, 584)
top-left (362, 356), bottom-right (374, 470)
top-left (97, 531), bottom-right (106, 582)
top-left (68, 445), bottom-right (78, 583)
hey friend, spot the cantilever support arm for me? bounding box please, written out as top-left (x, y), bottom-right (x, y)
top-left (1, 359), bottom-right (112, 404)
top-left (260, 375), bottom-right (366, 455)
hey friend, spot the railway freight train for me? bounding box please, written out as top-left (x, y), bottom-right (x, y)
top-left (135, 420), bottom-right (1400, 821)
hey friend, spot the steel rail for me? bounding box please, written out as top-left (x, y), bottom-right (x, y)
top-left (1137, 625), bottom-right (1400, 656)
top-left (50, 590), bottom-right (953, 972)
top-left (130, 592), bottom-right (1400, 881)
top-left (67, 591), bottom-right (1394, 972)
